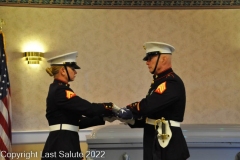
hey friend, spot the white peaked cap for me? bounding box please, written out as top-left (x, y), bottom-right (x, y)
top-left (47, 51), bottom-right (80, 69)
top-left (47, 51), bottom-right (78, 64)
top-left (143, 42), bottom-right (175, 54)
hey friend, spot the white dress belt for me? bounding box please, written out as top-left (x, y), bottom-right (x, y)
top-left (49, 124), bottom-right (79, 132)
top-left (146, 117), bottom-right (180, 127)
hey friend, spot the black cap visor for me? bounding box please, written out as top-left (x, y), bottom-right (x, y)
top-left (65, 62), bottom-right (80, 69)
top-left (51, 62), bottom-right (81, 69)
top-left (143, 51), bottom-right (160, 61)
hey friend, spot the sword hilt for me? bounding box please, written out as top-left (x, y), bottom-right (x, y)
top-left (154, 117), bottom-right (166, 130)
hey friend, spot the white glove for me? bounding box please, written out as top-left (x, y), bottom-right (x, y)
top-left (112, 104), bottom-right (121, 113)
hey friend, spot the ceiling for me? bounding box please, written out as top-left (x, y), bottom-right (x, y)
top-left (0, 0), bottom-right (240, 9)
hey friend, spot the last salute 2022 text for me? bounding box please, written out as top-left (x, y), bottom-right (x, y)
top-left (41, 150), bottom-right (105, 159)
top-left (41, 151), bottom-right (84, 158)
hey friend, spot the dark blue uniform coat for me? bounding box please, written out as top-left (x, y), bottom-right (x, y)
top-left (128, 68), bottom-right (190, 160)
top-left (42, 79), bottom-right (111, 160)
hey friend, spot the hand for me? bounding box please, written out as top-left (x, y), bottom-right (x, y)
top-left (112, 103), bottom-right (121, 113)
top-left (115, 108), bottom-right (133, 120)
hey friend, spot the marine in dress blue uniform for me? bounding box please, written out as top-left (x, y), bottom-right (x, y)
top-left (118, 42), bottom-right (190, 160)
top-left (42, 52), bottom-right (114, 160)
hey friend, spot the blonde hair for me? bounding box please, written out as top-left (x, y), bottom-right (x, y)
top-left (46, 66), bottom-right (63, 77)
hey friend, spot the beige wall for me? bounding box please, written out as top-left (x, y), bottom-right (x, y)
top-left (0, 7), bottom-right (240, 132)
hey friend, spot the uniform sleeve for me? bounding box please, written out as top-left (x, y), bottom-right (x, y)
top-left (54, 87), bottom-right (112, 117)
top-left (128, 79), bottom-right (180, 116)
top-left (128, 118), bottom-right (145, 128)
top-left (79, 116), bottom-right (105, 129)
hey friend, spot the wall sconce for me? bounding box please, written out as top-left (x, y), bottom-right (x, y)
top-left (24, 52), bottom-right (44, 64)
